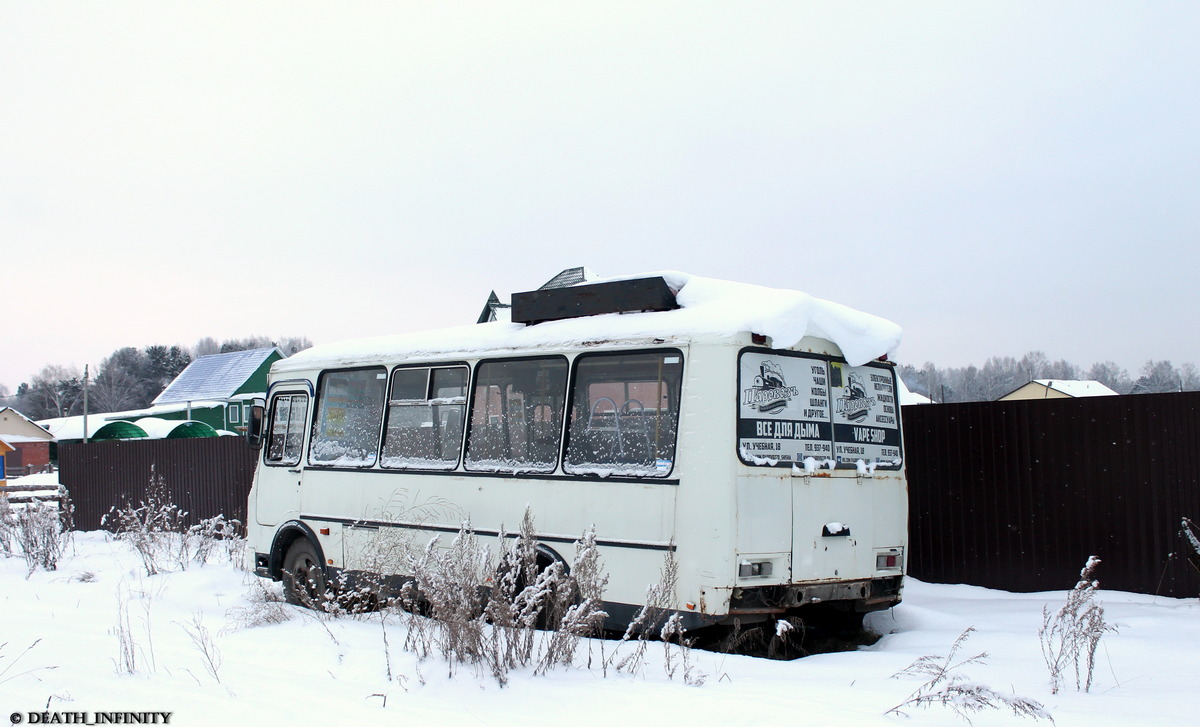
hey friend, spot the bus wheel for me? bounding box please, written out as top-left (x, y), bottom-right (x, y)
top-left (282, 540), bottom-right (327, 608)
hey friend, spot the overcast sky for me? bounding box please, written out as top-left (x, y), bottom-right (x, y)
top-left (3, 2), bottom-right (1198, 392)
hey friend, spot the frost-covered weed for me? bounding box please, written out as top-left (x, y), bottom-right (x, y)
top-left (279, 508), bottom-right (699, 687)
top-left (0, 496), bottom-right (14, 556)
top-left (888, 627), bottom-right (1052, 724)
top-left (179, 612), bottom-right (223, 684)
top-left (1182, 517), bottom-right (1200, 573)
top-left (106, 469), bottom-right (188, 576)
top-left (1039, 556), bottom-right (1115, 694)
top-left (13, 497), bottom-right (69, 576)
top-left (106, 468), bottom-right (243, 576)
top-left (187, 514), bottom-right (244, 566)
top-left (607, 546), bottom-right (707, 685)
top-left (111, 577), bottom-right (168, 676)
top-left (389, 509), bottom-right (612, 685)
top-left (227, 578), bottom-right (293, 629)
top-left (0, 638), bottom-right (58, 686)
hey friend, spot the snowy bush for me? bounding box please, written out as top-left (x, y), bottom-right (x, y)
top-left (187, 514), bottom-right (244, 566)
top-left (106, 469), bottom-right (188, 576)
top-left (394, 509), bottom-right (609, 685)
top-left (0, 495), bottom-right (14, 556)
top-left (227, 579), bottom-right (293, 629)
top-left (11, 497), bottom-right (70, 577)
top-left (888, 626), bottom-right (1052, 724)
top-left (1039, 556), bottom-right (1115, 694)
top-left (1182, 517), bottom-right (1200, 573)
top-left (106, 468), bottom-right (244, 576)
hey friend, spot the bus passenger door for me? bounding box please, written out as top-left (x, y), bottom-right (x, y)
top-left (254, 390), bottom-right (310, 527)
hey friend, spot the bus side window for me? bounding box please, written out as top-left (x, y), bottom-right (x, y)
top-left (381, 365), bottom-right (467, 470)
top-left (465, 357), bottom-right (568, 473)
top-left (564, 351), bottom-right (683, 477)
top-left (310, 368), bottom-right (387, 467)
top-left (266, 394), bottom-right (309, 466)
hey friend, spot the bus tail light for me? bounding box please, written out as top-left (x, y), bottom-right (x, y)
top-left (739, 560), bottom-right (773, 578)
top-left (875, 547), bottom-right (903, 571)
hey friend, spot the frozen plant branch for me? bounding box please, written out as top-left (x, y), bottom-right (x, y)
top-left (888, 627), bottom-right (1052, 724)
top-left (1039, 556), bottom-right (1115, 694)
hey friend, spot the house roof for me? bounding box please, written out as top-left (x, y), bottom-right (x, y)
top-left (1034, 379), bottom-right (1118, 397)
top-left (39, 401), bottom-right (223, 441)
top-left (539, 267), bottom-right (598, 290)
top-left (0, 407), bottom-right (55, 441)
top-left (152, 348), bottom-right (280, 405)
top-left (897, 376), bottom-right (933, 405)
top-left (1000, 379), bottom-right (1119, 400)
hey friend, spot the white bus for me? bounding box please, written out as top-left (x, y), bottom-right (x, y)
top-left (245, 272), bottom-right (907, 633)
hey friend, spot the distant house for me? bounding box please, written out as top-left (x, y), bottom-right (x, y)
top-left (0, 436), bottom-right (14, 483)
top-left (0, 407), bottom-right (55, 476)
top-left (998, 379), bottom-right (1118, 401)
top-left (39, 347), bottom-right (284, 447)
top-left (897, 377), bottom-right (934, 405)
top-left (150, 347), bottom-right (283, 431)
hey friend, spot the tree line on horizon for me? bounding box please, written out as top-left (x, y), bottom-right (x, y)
top-left (899, 350), bottom-right (1200, 403)
top-left (2, 342), bottom-right (1196, 420)
top-left (0, 335), bottom-right (312, 421)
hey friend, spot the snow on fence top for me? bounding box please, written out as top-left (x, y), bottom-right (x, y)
top-left (277, 271), bottom-right (903, 373)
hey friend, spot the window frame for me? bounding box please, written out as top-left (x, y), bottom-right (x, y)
top-left (464, 355), bottom-right (570, 475)
top-left (562, 348), bottom-right (685, 479)
top-left (263, 392), bottom-right (310, 467)
top-left (308, 366), bottom-right (389, 469)
top-left (380, 362), bottom-right (470, 471)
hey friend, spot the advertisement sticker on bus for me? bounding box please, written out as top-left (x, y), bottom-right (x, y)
top-left (738, 351), bottom-right (902, 469)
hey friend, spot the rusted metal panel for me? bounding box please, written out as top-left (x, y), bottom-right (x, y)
top-left (904, 392), bottom-right (1200, 597)
top-left (59, 437), bottom-right (258, 532)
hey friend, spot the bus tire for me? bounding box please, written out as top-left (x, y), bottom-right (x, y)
top-left (282, 539), bottom-right (327, 608)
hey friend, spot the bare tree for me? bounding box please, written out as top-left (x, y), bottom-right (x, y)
top-left (277, 336), bottom-right (313, 356)
top-left (1087, 361), bottom-right (1132, 394)
top-left (23, 365), bottom-right (84, 419)
top-left (89, 362), bottom-right (146, 413)
top-left (1131, 360), bottom-right (1181, 394)
top-left (1180, 362), bottom-right (1200, 392)
top-left (191, 337), bottom-right (221, 357)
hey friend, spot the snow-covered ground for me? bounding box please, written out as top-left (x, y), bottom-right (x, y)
top-left (1, 533), bottom-right (1196, 726)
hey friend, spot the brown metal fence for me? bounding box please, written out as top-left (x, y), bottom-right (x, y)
top-left (54, 394), bottom-right (1200, 596)
top-left (59, 437), bottom-right (258, 532)
top-left (903, 391), bottom-right (1200, 597)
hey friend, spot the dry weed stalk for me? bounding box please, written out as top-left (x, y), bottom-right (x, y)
top-left (1039, 556), bottom-right (1115, 694)
top-left (12, 497), bottom-right (69, 576)
top-left (888, 627), bottom-right (1052, 724)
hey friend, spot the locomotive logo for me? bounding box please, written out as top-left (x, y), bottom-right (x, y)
top-left (742, 359), bottom-right (800, 415)
top-left (835, 371), bottom-right (875, 422)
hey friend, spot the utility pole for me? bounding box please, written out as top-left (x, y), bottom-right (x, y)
top-left (83, 365), bottom-right (89, 444)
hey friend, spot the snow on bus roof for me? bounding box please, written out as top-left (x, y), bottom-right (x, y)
top-left (278, 271), bottom-right (902, 372)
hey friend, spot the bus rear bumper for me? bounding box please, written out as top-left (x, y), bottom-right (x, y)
top-left (727, 575), bottom-right (904, 618)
